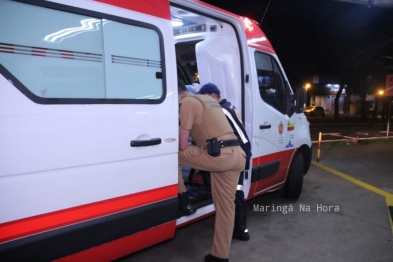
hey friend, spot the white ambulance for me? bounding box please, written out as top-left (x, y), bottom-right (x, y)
top-left (0, 0), bottom-right (311, 260)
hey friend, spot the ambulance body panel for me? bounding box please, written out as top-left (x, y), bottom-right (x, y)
top-left (0, 0), bottom-right (311, 260)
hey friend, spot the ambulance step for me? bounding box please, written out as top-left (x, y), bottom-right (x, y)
top-left (192, 198), bottom-right (213, 210)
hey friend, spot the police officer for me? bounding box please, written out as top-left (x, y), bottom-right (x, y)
top-left (198, 83), bottom-right (252, 241)
top-left (178, 80), bottom-right (246, 262)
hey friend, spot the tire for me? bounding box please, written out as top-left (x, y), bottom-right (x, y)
top-left (283, 153), bottom-right (304, 199)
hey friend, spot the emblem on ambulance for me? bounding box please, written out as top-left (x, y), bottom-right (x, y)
top-left (278, 122), bottom-right (284, 135)
top-left (287, 122), bottom-right (294, 131)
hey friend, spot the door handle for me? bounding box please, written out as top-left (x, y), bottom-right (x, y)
top-left (130, 138), bottom-right (161, 147)
top-left (259, 124), bottom-right (272, 129)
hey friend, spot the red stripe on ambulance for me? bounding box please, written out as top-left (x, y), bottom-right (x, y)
top-left (0, 184), bottom-right (177, 243)
top-left (95, 0), bottom-right (171, 20)
top-left (249, 149), bottom-right (296, 198)
top-left (55, 221), bottom-right (176, 262)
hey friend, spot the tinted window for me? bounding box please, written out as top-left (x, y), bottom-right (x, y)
top-left (0, 1), bottom-right (164, 104)
top-left (255, 52), bottom-right (292, 114)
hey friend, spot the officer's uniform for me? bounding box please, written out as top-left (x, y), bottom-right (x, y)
top-left (178, 94), bottom-right (246, 259)
top-left (220, 99), bottom-right (252, 239)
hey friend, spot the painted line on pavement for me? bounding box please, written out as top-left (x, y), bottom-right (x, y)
top-left (386, 196), bottom-right (393, 236)
top-left (312, 161), bottom-right (393, 236)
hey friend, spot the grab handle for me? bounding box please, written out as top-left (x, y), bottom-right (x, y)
top-left (259, 124), bottom-right (272, 129)
top-left (131, 138), bottom-right (161, 147)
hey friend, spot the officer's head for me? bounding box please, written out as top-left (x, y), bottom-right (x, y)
top-left (198, 82), bottom-right (221, 101)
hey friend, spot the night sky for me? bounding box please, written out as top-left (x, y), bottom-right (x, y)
top-left (202, 0), bottom-right (393, 91)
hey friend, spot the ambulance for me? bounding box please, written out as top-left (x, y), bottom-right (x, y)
top-left (0, 0), bottom-right (312, 260)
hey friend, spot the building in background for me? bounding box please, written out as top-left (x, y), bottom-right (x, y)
top-left (306, 75), bottom-right (345, 114)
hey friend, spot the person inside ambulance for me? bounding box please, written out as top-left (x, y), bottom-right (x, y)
top-left (198, 83), bottom-right (252, 242)
top-left (177, 80), bottom-right (246, 262)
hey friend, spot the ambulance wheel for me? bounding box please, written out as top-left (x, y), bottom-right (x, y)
top-left (284, 153), bottom-right (304, 199)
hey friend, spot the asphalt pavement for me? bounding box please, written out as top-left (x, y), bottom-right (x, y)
top-left (117, 139), bottom-right (393, 262)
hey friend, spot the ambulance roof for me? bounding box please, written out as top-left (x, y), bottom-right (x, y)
top-left (183, 0), bottom-right (275, 54)
top-left (96, 0), bottom-right (275, 54)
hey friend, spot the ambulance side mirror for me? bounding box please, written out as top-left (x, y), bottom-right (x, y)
top-left (295, 86), bottom-right (307, 113)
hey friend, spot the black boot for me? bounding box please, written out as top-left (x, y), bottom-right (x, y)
top-left (204, 254), bottom-right (229, 262)
top-left (233, 190), bottom-right (250, 241)
top-left (232, 228), bottom-right (250, 241)
top-left (178, 192), bottom-right (196, 216)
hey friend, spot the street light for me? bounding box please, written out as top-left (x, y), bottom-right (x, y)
top-left (305, 83), bottom-right (312, 106)
top-left (375, 89), bottom-right (385, 121)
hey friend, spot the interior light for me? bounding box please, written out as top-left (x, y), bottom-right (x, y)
top-left (171, 19), bottom-right (183, 27)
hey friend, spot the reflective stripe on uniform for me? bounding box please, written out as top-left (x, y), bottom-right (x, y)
top-left (222, 109), bottom-right (248, 144)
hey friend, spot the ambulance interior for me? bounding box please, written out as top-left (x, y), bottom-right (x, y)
top-left (170, 5), bottom-right (243, 211)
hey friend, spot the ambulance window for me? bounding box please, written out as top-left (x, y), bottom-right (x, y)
top-left (255, 52), bottom-right (288, 114)
top-left (0, 1), bottom-right (164, 104)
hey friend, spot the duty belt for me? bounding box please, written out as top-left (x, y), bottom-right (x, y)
top-left (219, 139), bottom-right (240, 148)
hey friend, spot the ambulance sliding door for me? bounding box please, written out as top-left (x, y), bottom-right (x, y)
top-left (0, 1), bottom-right (178, 259)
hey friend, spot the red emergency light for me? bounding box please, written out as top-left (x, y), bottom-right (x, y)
top-left (243, 17), bottom-right (254, 32)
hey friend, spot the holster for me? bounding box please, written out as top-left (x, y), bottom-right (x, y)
top-left (206, 138), bottom-right (221, 157)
